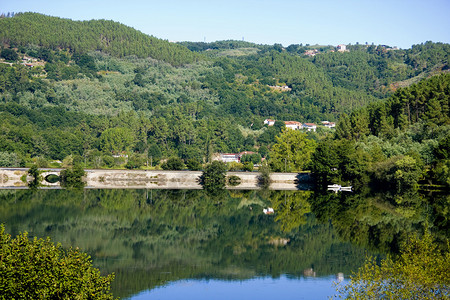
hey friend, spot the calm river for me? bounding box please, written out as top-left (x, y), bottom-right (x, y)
top-left (1, 188), bottom-right (446, 299)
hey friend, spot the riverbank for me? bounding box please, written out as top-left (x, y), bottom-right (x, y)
top-left (0, 168), bottom-right (313, 190)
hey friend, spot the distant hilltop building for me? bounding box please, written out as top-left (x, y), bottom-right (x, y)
top-left (304, 49), bottom-right (319, 57)
top-left (264, 119), bottom-right (333, 132)
top-left (337, 44), bottom-right (347, 52)
top-left (268, 85), bottom-right (292, 92)
top-left (264, 119), bottom-right (276, 126)
top-left (321, 121), bottom-right (336, 128)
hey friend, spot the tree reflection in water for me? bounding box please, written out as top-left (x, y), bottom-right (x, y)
top-left (0, 188), bottom-right (446, 298)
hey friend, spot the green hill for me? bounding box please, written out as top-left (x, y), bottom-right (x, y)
top-left (0, 12), bottom-right (200, 66)
top-left (0, 13), bottom-right (449, 174)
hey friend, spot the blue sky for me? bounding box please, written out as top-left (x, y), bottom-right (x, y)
top-left (2, 0), bottom-right (450, 49)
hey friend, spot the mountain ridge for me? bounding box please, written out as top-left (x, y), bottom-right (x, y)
top-left (0, 12), bottom-right (201, 66)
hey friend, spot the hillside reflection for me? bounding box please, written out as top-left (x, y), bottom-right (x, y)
top-left (0, 188), bottom-right (446, 298)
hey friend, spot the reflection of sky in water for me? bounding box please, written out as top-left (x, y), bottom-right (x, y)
top-left (130, 275), bottom-right (348, 300)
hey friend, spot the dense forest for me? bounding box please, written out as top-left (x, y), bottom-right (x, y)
top-left (0, 12), bottom-right (449, 188)
top-left (311, 73), bottom-right (450, 189)
top-left (0, 12), bottom-right (200, 66)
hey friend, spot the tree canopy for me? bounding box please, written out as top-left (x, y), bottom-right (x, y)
top-left (338, 230), bottom-right (450, 299)
top-left (0, 225), bottom-right (115, 299)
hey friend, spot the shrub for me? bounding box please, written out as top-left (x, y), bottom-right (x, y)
top-left (227, 175), bottom-right (241, 186)
top-left (0, 225), bottom-right (115, 299)
top-left (35, 156), bottom-right (48, 168)
top-left (186, 159), bottom-right (202, 171)
top-left (240, 153), bottom-right (262, 165)
top-left (125, 154), bottom-right (144, 169)
top-left (0, 152), bottom-right (20, 167)
top-left (161, 156), bottom-right (185, 170)
top-left (258, 161), bottom-right (272, 188)
top-left (60, 165), bottom-right (85, 188)
top-left (102, 155), bottom-right (115, 168)
top-left (27, 165), bottom-right (41, 188)
top-left (243, 161), bottom-right (254, 172)
top-left (200, 161), bottom-right (227, 191)
top-left (0, 48), bottom-right (19, 62)
top-left (338, 230), bottom-right (450, 299)
top-left (228, 162), bottom-right (244, 171)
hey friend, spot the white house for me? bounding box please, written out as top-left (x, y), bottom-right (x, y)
top-left (284, 121), bottom-right (302, 130)
top-left (303, 123), bottom-right (317, 132)
top-left (337, 44), bottom-right (347, 52)
top-left (264, 119), bottom-right (276, 126)
top-left (218, 153), bottom-right (240, 163)
top-left (322, 121), bottom-right (336, 128)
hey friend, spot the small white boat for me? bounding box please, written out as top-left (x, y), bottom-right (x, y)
top-left (327, 184), bottom-right (352, 193)
top-left (263, 207), bottom-right (274, 215)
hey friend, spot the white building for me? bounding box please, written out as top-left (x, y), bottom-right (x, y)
top-left (303, 123), bottom-right (317, 132)
top-left (337, 44), bottom-right (347, 52)
top-left (219, 153), bottom-right (240, 163)
top-left (264, 119), bottom-right (276, 126)
top-left (284, 121), bottom-right (302, 130)
top-left (322, 121), bottom-right (336, 128)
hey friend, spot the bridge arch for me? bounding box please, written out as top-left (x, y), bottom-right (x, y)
top-left (40, 171), bottom-right (61, 185)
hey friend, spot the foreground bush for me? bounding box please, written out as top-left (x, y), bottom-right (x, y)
top-left (338, 230), bottom-right (450, 299)
top-left (0, 225), bottom-right (115, 299)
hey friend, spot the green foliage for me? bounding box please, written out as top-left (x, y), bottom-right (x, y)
top-left (0, 152), bottom-right (20, 167)
top-left (27, 165), bottom-right (41, 188)
top-left (185, 159), bottom-right (202, 171)
top-left (0, 13), bottom-right (448, 173)
top-left (311, 138), bottom-right (370, 186)
top-left (125, 154), bottom-right (144, 169)
top-left (102, 155), bottom-right (115, 168)
top-left (34, 156), bottom-right (48, 168)
top-left (60, 165), bottom-right (85, 188)
top-left (393, 155), bottom-right (423, 191)
top-left (161, 157), bottom-right (185, 170)
top-left (433, 159), bottom-right (450, 187)
top-left (227, 162), bottom-right (244, 171)
top-left (0, 48), bottom-right (19, 61)
top-left (100, 128), bottom-right (135, 154)
top-left (227, 175), bottom-right (241, 186)
top-left (258, 145), bottom-right (269, 158)
top-left (0, 13), bottom-right (200, 66)
top-left (0, 225), bottom-right (115, 299)
top-left (240, 153), bottom-right (262, 165)
top-left (258, 161), bottom-right (272, 188)
top-left (313, 74), bottom-right (450, 187)
top-left (270, 129), bottom-right (317, 172)
top-left (338, 230), bottom-right (450, 299)
top-left (200, 161), bottom-right (227, 192)
top-left (242, 161), bottom-right (254, 172)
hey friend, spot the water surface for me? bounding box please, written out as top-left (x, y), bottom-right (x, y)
top-left (1, 188), bottom-right (445, 299)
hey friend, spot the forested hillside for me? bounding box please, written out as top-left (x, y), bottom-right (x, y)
top-left (0, 12), bottom-right (449, 179)
top-left (312, 73), bottom-right (450, 189)
top-left (0, 12), bottom-right (200, 66)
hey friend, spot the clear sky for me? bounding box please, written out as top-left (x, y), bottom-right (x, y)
top-left (2, 0), bottom-right (449, 49)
